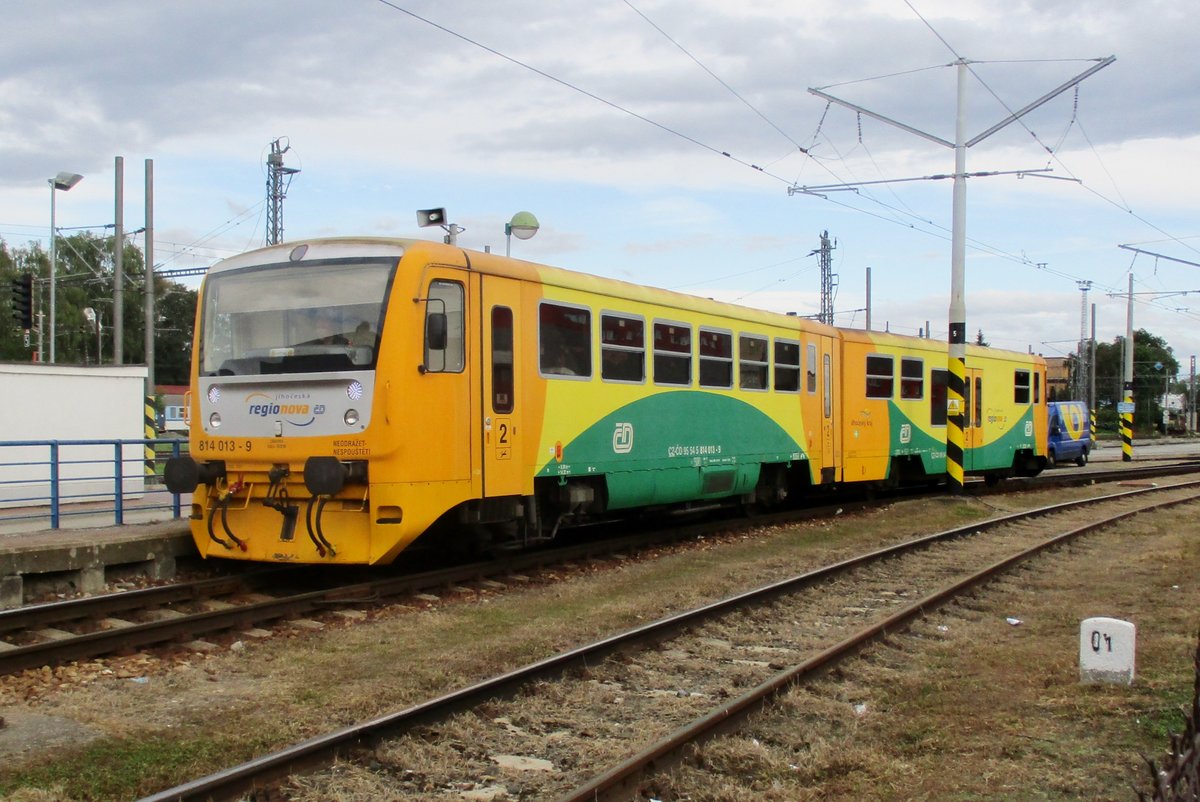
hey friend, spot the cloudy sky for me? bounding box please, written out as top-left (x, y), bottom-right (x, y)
top-left (2, 0), bottom-right (1198, 377)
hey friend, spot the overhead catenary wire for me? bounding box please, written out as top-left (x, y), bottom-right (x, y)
top-left (370, 0), bottom-right (1198, 332)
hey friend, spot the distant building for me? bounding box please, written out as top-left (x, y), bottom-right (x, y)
top-left (1045, 357), bottom-right (1071, 400)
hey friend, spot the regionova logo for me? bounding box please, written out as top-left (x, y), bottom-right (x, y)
top-left (243, 391), bottom-right (320, 427)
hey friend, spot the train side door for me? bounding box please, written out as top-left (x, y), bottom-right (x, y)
top-left (410, 272), bottom-right (472, 483)
top-left (480, 275), bottom-right (525, 498)
top-left (962, 367), bottom-right (983, 470)
top-left (819, 335), bottom-right (838, 482)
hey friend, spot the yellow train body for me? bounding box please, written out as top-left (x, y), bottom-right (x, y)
top-left (165, 238), bottom-right (1046, 565)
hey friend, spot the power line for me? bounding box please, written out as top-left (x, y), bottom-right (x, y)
top-left (372, 0), bottom-right (792, 183)
top-left (621, 0), bottom-right (807, 154)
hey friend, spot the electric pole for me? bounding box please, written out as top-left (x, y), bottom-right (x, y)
top-left (1076, 280), bottom-right (1092, 400)
top-left (266, 138), bottom-right (300, 246)
top-left (817, 231), bottom-right (837, 326)
top-left (799, 55), bottom-right (1115, 492)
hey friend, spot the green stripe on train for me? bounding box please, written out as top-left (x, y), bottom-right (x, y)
top-left (886, 402), bottom-right (1037, 476)
top-left (538, 391), bottom-right (806, 510)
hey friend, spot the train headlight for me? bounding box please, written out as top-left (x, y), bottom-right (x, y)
top-left (209, 412), bottom-right (222, 429)
top-left (207, 385), bottom-right (221, 404)
top-left (347, 380), bottom-right (363, 401)
top-left (344, 409), bottom-right (360, 426)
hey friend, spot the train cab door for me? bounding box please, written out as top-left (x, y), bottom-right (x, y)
top-left (819, 334), bottom-right (838, 482)
top-left (411, 271), bottom-right (472, 484)
top-left (480, 276), bottom-right (525, 498)
top-left (962, 367), bottom-right (983, 470)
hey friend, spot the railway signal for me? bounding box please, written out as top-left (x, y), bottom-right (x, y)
top-left (11, 273), bottom-right (33, 329)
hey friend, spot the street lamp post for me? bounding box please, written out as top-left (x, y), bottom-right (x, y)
top-left (505, 211), bottom-right (540, 257)
top-left (48, 171), bottom-right (84, 364)
top-left (83, 306), bottom-right (103, 363)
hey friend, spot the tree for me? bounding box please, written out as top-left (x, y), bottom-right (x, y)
top-left (975, 329), bottom-right (990, 347)
top-left (1, 234), bottom-right (197, 385)
top-left (1092, 328), bottom-right (1179, 433)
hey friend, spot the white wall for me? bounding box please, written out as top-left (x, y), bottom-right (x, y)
top-left (0, 364), bottom-right (151, 506)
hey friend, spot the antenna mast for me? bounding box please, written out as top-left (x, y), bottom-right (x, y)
top-left (266, 138), bottom-right (300, 246)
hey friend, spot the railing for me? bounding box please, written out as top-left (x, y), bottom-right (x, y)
top-left (0, 437), bottom-right (190, 531)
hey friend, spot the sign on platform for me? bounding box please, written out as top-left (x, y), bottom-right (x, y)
top-left (1079, 617), bottom-right (1136, 685)
top-left (1117, 402), bottom-right (1135, 414)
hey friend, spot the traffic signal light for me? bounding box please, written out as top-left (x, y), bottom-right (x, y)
top-left (11, 274), bottom-right (32, 329)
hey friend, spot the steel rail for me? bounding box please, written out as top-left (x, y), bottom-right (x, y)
top-left (6, 462), bottom-right (1197, 675)
top-left (557, 487), bottom-right (1200, 801)
top-left (135, 479), bottom-right (1200, 802)
top-left (0, 567), bottom-right (306, 637)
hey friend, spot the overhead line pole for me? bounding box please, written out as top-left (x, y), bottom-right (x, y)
top-left (801, 55), bottom-right (1114, 493)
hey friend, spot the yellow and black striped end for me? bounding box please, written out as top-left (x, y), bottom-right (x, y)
top-left (1090, 408), bottom-right (1097, 443)
top-left (946, 354), bottom-right (966, 491)
top-left (1120, 393), bottom-right (1133, 462)
top-left (144, 396), bottom-right (157, 476)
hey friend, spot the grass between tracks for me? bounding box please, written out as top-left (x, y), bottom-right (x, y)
top-left (0, 482), bottom-right (1196, 801)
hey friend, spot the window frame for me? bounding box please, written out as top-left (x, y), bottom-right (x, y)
top-left (600, 311), bottom-right (646, 384)
top-left (538, 301), bottom-right (592, 380)
top-left (773, 338), bottom-right (801, 393)
top-left (738, 333), bottom-right (770, 392)
top-left (900, 357), bottom-right (924, 400)
top-left (490, 305), bottom-right (514, 413)
top-left (1014, 369), bottom-right (1031, 404)
top-left (698, 327), bottom-right (734, 389)
top-left (930, 368), bottom-right (948, 427)
top-left (423, 279), bottom-right (466, 374)
top-left (865, 354), bottom-right (895, 399)
top-left (653, 319), bottom-right (692, 387)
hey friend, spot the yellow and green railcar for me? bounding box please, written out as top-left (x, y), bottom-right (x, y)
top-left (166, 238), bottom-right (841, 564)
top-left (837, 329), bottom-right (1047, 486)
top-left (165, 237), bottom-right (1046, 565)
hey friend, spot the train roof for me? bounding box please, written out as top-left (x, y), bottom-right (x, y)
top-left (205, 237), bottom-right (1041, 362)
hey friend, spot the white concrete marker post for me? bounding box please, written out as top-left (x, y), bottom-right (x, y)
top-left (1079, 617), bottom-right (1136, 685)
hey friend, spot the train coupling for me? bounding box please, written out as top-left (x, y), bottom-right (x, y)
top-left (303, 457), bottom-right (369, 496)
top-left (164, 457), bottom-right (226, 494)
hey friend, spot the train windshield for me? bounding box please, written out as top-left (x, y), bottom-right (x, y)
top-left (199, 258), bottom-right (394, 376)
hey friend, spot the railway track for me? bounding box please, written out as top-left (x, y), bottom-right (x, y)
top-left (1, 460), bottom-right (1195, 678)
top-left (134, 476), bottom-right (1200, 801)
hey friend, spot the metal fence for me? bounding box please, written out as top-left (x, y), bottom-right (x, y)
top-left (0, 437), bottom-right (190, 531)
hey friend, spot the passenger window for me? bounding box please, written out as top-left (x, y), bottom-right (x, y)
top-left (1034, 371), bottom-right (1041, 403)
top-left (539, 302), bottom-right (591, 378)
top-left (738, 335), bottom-right (768, 391)
top-left (931, 369), bottom-right (948, 426)
top-left (424, 279), bottom-right (465, 373)
top-left (806, 344), bottom-right (818, 394)
top-left (866, 355), bottom-right (894, 399)
top-left (774, 339), bottom-right (800, 393)
top-left (491, 306), bottom-right (514, 413)
top-left (900, 357), bottom-right (923, 400)
top-left (654, 321), bottom-right (691, 386)
top-left (601, 314), bottom-right (645, 383)
top-left (699, 329), bottom-right (733, 388)
top-left (1014, 370), bottom-right (1031, 404)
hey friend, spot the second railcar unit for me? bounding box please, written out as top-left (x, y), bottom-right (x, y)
top-left (838, 329), bottom-right (1046, 486)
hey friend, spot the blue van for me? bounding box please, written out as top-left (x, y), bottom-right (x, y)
top-left (1047, 401), bottom-right (1091, 466)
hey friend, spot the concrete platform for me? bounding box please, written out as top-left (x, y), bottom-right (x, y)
top-left (0, 520), bottom-right (196, 610)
